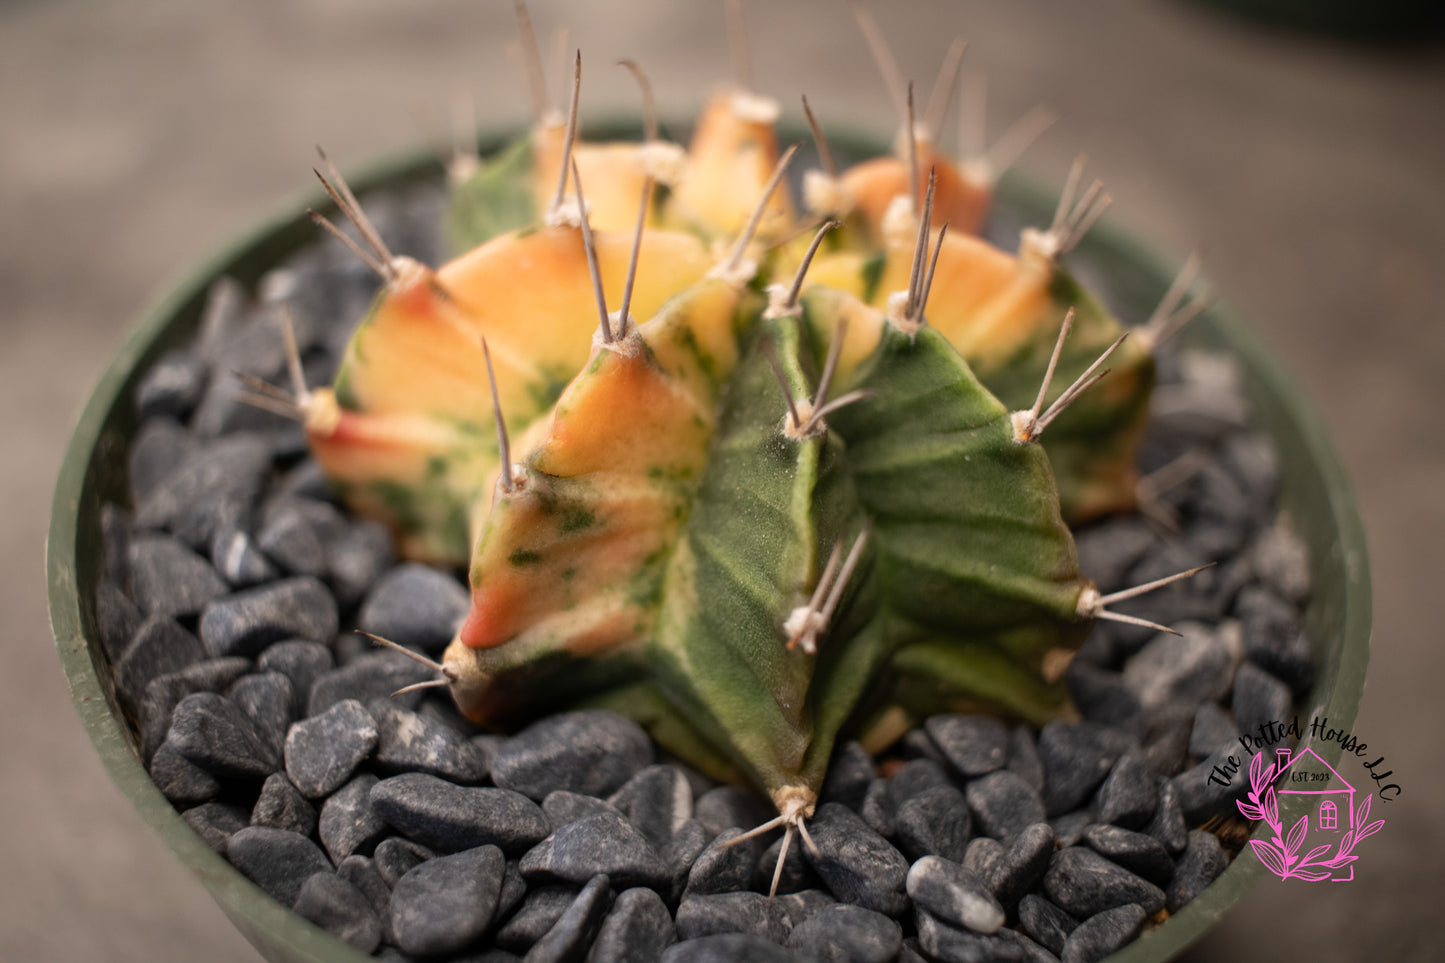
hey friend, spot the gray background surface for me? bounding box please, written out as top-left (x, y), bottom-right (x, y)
top-left (3, 1), bottom-right (1441, 959)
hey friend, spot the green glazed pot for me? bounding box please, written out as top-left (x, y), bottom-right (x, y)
top-left (47, 129), bottom-right (1371, 963)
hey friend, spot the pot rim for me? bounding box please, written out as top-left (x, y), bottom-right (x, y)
top-left (48, 125), bottom-right (1371, 963)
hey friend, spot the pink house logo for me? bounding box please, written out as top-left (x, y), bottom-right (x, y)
top-left (1238, 746), bottom-right (1384, 882)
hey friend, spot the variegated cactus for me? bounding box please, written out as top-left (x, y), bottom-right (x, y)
top-left (273, 6), bottom-right (1209, 879)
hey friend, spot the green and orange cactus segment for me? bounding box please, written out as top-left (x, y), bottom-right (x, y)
top-left (646, 313), bottom-right (862, 799)
top-left (669, 91), bottom-right (794, 242)
top-left (455, 275), bottom-right (754, 662)
top-left (318, 224), bottom-right (713, 564)
top-left (801, 178), bottom-right (1154, 520)
top-left (444, 133), bottom-right (537, 255)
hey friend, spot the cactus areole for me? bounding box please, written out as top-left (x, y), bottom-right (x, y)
top-left (300, 43), bottom-right (1196, 833)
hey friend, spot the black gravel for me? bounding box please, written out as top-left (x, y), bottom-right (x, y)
top-left (94, 183), bottom-right (1320, 961)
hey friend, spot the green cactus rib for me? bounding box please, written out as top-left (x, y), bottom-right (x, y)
top-left (787, 309), bottom-right (1093, 793)
top-left (445, 134), bottom-right (536, 254)
top-left (973, 271), bottom-right (1156, 521)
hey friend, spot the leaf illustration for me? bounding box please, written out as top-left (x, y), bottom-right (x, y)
top-left (1336, 829), bottom-right (1355, 855)
top-left (1326, 854), bottom-right (1358, 869)
top-left (1355, 793), bottom-right (1372, 829)
top-left (1358, 818), bottom-right (1385, 842)
top-left (1293, 869), bottom-right (1333, 882)
top-left (1249, 750), bottom-right (1264, 790)
top-left (1285, 815), bottom-right (1308, 858)
top-left (1250, 839), bottom-right (1288, 877)
top-left (1262, 763), bottom-right (1277, 788)
top-left (1237, 801), bottom-right (1264, 822)
top-left (1301, 844), bottom-right (1332, 865)
top-left (1263, 786), bottom-right (1280, 828)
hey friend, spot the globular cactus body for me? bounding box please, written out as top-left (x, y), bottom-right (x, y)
top-left (296, 16), bottom-right (1196, 830)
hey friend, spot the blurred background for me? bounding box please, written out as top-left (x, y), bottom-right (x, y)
top-left (3, 1), bottom-right (1442, 959)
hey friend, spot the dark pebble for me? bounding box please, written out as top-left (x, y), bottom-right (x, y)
top-left (1007, 726), bottom-right (1045, 795)
top-left (306, 650), bottom-right (435, 716)
top-left (1236, 586), bottom-right (1314, 693)
top-left (926, 715), bottom-right (1009, 778)
top-left (775, 889), bottom-right (836, 929)
top-left (492, 711), bottom-right (653, 801)
top-left (227, 826), bottom-right (333, 905)
top-left (1094, 751), bottom-right (1158, 830)
top-left (1038, 721), bottom-right (1131, 817)
top-left (977, 823), bottom-right (1056, 910)
top-left (137, 657), bottom-right (252, 762)
top-left (675, 891), bottom-right (789, 943)
top-left (1081, 825), bottom-right (1174, 888)
top-left (1050, 810), bottom-right (1093, 850)
top-left (967, 771), bottom-right (1046, 843)
top-left (608, 764), bottom-right (693, 854)
top-left (358, 562), bottom-right (471, 654)
top-left (859, 778), bottom-right (896, 839)
top-left (665, 819), bottom-right (712, 903)
top-left (210, 528), bottom-right (279, 588)
top-left (115, 616), bottom-right (207, 707)
top-left (588, 887), bottom-right (676, 963)
top-left (1018, 894), bottom-right (1078, 957)
top-left (292, 872), bottom-right (382, 954)
top-left (1061, 903), bottom-right (1146, 963)
top-left (819, 741), bottom-right (875, 810)
top-left (1145, 781), bottom-right (1188, 855)
top-left (914, 909), bottom-right (1036, 963)
top-left (519, 811), bottom-right (670, 891)
top-left (685, 827), bottom-right (760, 898)
top-left (369, 697), bottom-right (490, 784)
top-left (256, 495), bottom-right (347, 577)
top-left (370, 773), bottom-right (550, 855)
top-left (168, 691), bottom-right (279, 779)
top-left (182, 801), bottom-right (249, 853)
top-left (1122, 622), bottom-right (1239, 725)
top-left (758, 829), bottom-right (820, 896)
top-left (526, 874), bottom-right (613, 963)
top-left (1142, 723), bottom-right (1191, 779)
top-left (495, 884), bottom-right (579, 951)
top-left (1189, 702), bottom-right (1240, 758)
top-left (327, 519), bottom-right (396, 609)
top-left (373, 836), bottom-right (435, 888)
top-left (228, 671), bottom-right (294, 759)
top-left (134, 433), bottom-right (272, 541)
top-left (805, 802), bottom-right (910, 917)
top-left (495, 859), bottom-right (528, 926)
top-left (95, 579), bottom-right (143, 665)
top-left (337, 854), bottom-right (392, 919)
top-left (661, 933), bottom-right (801, 963)
top-left (201, 576), bottom-right (339, 658)
top-left (906, 855), bottom-right (1004, 934)
top-left (251, 772), bottom-right (318, 836)
top-left (1172, 744), bottom-right (1250, 821)
top-left (899, 729), bottom-right (947, 765)
top-left (284, 698), bottom-right (377, 798)
top-left (1042, 847), bottom-right (1165, 918)
top-left (887, 758), bottom-right (953, 808)
top-left (257, 639), bottom-right (333, 717)
top-left (694, 785), bottom-right (774, 839)
top-left (787, 903), bottom-right (903, 963)
top-left (1231, 663), bottom-right (1293, 744)
top-left (895, 785), bottom-right (971, 863)
top-left (319, 773), bottom-right (389, 863)
top-left (128, 418), bottom-right (198, 508)
top-left (1166, 829), bottom-right (1227, 912)
top-left (542, 791), bottom-right (619, 828)
top-left (1065, 662), bottom-right (1143, 729)
top-left (389, 845), bottom-right (505, 957)
top-left (1073, 515), bottom-right (1156, 591)
top-left (150, 741), bottom-right (221, 806)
